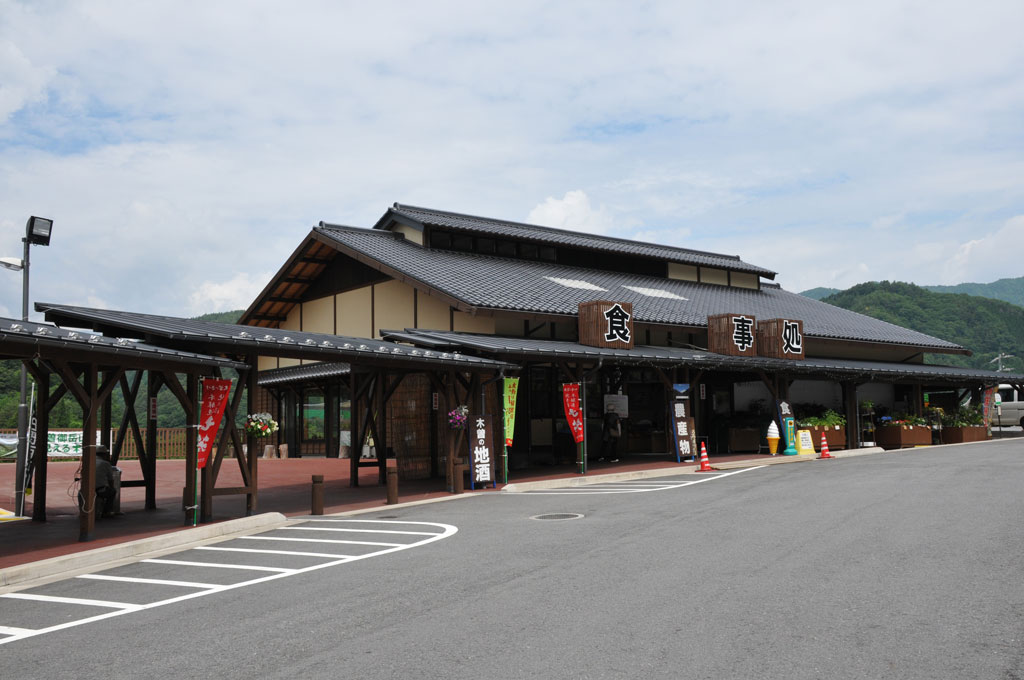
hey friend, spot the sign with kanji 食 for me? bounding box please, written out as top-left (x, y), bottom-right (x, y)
top-left (578, 300), bottom-right (634, 349)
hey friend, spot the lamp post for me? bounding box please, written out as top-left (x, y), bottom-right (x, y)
top-left (4, 216), bottom-right (53, 517)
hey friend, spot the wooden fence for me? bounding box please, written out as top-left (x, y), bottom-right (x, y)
top-left (0, 428), bottom-right (193, 460)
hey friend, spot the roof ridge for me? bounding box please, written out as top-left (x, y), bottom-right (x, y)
top-left (388, 202), bottom-right (747, 264)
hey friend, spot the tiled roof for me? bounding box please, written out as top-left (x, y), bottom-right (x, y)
top-left (382, 330), bottom-right (1022, 384)
top-left (0, 317), bottom-right (246, 369)
top-left (35, 303), bottom-right (515, 372)
top-left (316, 226), bottom-right (965, 352)
top-left (376, 203), bottom-right (777, 279)
top-left (258, 362), bottom-right (350, 387)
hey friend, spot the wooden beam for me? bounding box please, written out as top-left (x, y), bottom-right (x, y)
top-left (31, 366), bottom-right (51, 522)
top-left (79, 363), bottom-right (98, 542)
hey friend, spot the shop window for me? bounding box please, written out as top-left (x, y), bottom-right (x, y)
top-left (303, 390), bottom-right (325, 441)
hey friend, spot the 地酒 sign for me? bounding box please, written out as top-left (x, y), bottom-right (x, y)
top-left (469, 415), bottom-right (494, 486)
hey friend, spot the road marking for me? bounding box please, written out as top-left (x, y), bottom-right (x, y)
top-left (0, 626), bottom-right (35, 636)
top-left (237, 535), bottom-right (404, 547)
top-left (522, 467), bottom-right (766, 494)
top-left (194, 545), bottom-right (356, 558)
top-left (2, 592), bottom-right (143, 611)
top-left (76, 574), bottom-right (219, 589)
top-left (142, 558), bottom-right (294, 573)
top-left (0, 519), bottom-right (457, 646)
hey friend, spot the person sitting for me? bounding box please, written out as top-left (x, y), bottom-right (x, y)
top-left (94, 445), bottom-right (118, 518)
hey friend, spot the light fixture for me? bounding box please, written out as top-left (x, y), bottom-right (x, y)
top-left (0, 256), bottom-right (23, 272)
top-left (26, 216), bottom-right (53, 246)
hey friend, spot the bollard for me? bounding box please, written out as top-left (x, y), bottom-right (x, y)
top-left (453, 463), bottom-right (466, 494)
top-left (385, 458), bottom-right (398, 505)
top-left (311, 475), bottom-right (324, 515)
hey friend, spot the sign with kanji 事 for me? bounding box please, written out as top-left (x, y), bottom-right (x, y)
top-left (197, 378), bottom-right (232, 469)
top-left (670, 391), bottom-right (697, 462)
top-left (707, 313), bottom-right (757, 356)
top-left (469, 415), bottom-right (493, 485)
top-left (562, 383), bottom-right (585, 443)
top-left (503, 377), bottom-right (520, 447)
top-left (577, 300), bottom-right (634, 349)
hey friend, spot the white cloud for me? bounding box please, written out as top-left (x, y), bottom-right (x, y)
top-left (527, 190), bottom-right (617, 234)
top-left (187, 272), bottom-right (271, 317)
top-left (0, 0), bottom-right (1022, 320)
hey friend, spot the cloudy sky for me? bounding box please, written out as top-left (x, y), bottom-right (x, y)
top-left (1, 1), bottom-right (1022, 320)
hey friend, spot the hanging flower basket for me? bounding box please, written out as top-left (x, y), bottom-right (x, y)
top-left (244, 412), bottom-right (279, 438)
top-left (448, 405), bottom-right (468, 430)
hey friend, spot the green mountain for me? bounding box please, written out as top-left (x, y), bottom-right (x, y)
top-left (799, 287), bottom-right (841, 301)
top-left (194, 309), bottom-right (244, 324)
top-left (822, 282), bottom-right (1024, 373)
top-left (923, 276), bottom-right (1024, 308)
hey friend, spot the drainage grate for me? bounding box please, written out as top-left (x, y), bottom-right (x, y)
top-left (530, 513), bottom-right (584, 521)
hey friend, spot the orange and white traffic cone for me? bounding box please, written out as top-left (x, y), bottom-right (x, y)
top-left (697, 442), bottom-right (713, 471)
top-left (818, 432), bottom-right (833, 459)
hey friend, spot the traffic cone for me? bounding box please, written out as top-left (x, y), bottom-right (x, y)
top-left (818, 432), bottom-right (833, 459)
top-left (697, 442), bottom-right (713, 471)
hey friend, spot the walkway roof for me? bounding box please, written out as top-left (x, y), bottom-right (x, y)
top-left (382, 329), bottom-right (1024, 386)
top-left (36, 303), bottom-right (514, 373)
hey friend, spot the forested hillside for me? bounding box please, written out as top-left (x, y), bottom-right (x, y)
top-left (0, 310), bottom-right (245, 428)
top-left (822, 282), bottom-right (1024, 372)
top-left (923, 276), bottom-right (1024, 308)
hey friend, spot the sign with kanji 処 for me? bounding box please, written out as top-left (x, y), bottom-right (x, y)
top-left (578, 300), bottom-right (634, 349)
top-left (707, 313), bottom-right (758, 356)
top-left (562, 383), bottom-right (585, 443)
top-left (756, 318), bottom-right (805, 360)
top-left (469, 415), bottom-right (494, 485)
top-left (503, 377), bottom-right (519, 447)
top-left (197, 378), bottom-right (232, 469)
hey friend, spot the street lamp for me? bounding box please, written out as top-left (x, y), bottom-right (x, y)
top-left (6, 216), bottom-right (54, 517)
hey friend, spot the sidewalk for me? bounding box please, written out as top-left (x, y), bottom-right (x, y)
top-left (0, 451), bottom-right (781, 571)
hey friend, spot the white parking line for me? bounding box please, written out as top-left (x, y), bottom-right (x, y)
top-left (524, 467), bottom-right (766, 494)
top-left (237, 536), bottom-right (404, 547)
top-left (194, 546), bottom-right (356, 558)
top-left (76, 574), bottom-right (219, 589)
top-left (0, 519), bottom-right (457, 646)
top-left (2, 592), bottom-right (143, 611)
top-left (142, 559), bottom-right (294, 573)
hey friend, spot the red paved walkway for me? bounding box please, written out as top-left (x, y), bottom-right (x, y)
top-left (0, 452), bottom-right (766, 570)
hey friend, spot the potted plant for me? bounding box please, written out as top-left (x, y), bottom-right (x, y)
top-left (875, 413), bottom-right (931, 449)
top-left (797, 409), bottom-right (847, 450)
top-left (940, 404), bottom-right (988, 444)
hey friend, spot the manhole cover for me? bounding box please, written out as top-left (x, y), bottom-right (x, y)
top-left (530, 513), bottom-right (584, 521)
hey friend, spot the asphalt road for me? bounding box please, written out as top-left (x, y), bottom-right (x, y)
top-left (2, 440), bottom-right (1023, 679)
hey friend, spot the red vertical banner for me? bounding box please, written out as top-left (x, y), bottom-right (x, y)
top-left (197, 378), bottom-right (232, 469)
top-left (562, 383), bottom-right (584, 444)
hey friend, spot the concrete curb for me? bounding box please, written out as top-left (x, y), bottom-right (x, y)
top-left (0, 512), bottom-right (288, 591)
top-left (504, 465), bottom-right (700, 492)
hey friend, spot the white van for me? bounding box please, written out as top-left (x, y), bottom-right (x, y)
top-left (992, 385), bottom-right (1024, 428)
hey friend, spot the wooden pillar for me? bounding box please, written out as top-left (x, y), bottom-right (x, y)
top-left (246, 357), bottom-right (258, 515)
top-left (349, 372), bottom-right (361, 488)
top-left (144, 371), bottom-right (160, 510)
top-left (842, 382), bottom-right (859, 449)
top-left (183, 373), bottom-right (198, 526)
top-left (31, 365), bottom-right (50, 523)
top-left (324, 383), bottom-right (337, 458)
top-left (100, 369), bottom-right (113, 453)
top-left (913, 384), bottom-right (924, 416)
top-left (80, 363), bottom-right (98, 542)
top-left (376, 371), bottom-right (387, 485)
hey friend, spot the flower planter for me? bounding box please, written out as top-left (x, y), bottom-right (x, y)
top-left (876, 424), bottom-right (931, 450)
top-left (804, 425), bottom-right (847, 451)
top-left (940, 425), bottom-right (988, 444)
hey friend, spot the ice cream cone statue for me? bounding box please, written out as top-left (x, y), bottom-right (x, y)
top-left (766, 420), bottom-right (780, 455)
